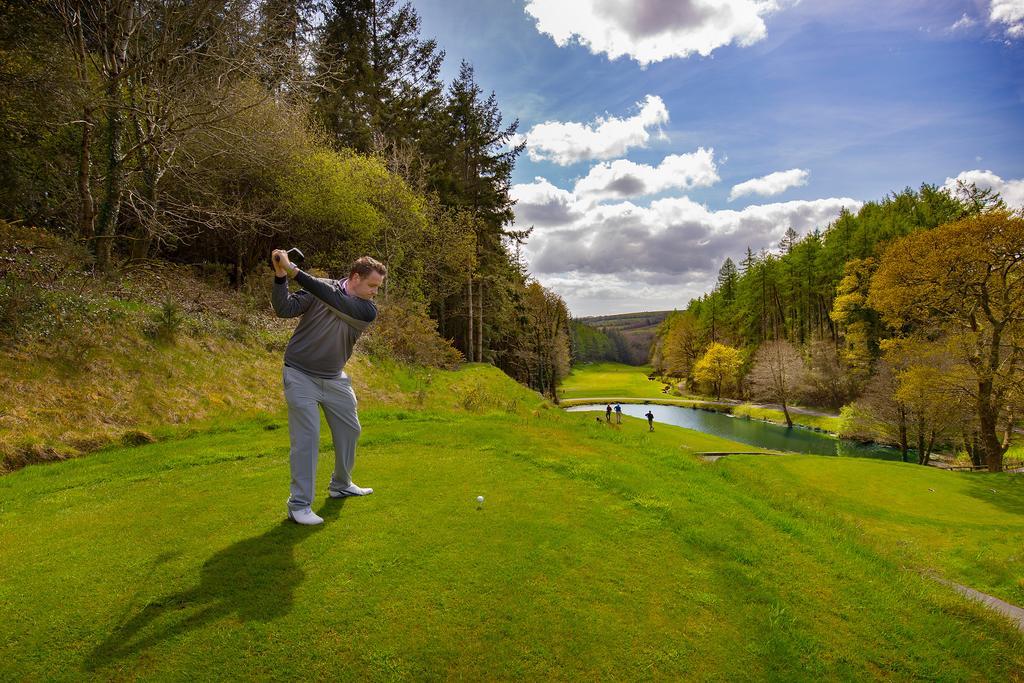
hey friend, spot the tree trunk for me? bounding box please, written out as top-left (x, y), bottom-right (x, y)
top-left (466, 276), bottom-right (474, 362)
top-left (69, 8), bottom-right (96, 244)
top-left (95, 85), bottom-right (125, 271)
top-left (128, 91), bottom-right (156, 262)
top-left (917, 420), bottom-right (927, 466)
top-left (95, 2), bottom-right (134, 271)
top-left (781, 401), bottom-right (793, 428)
top-left (898, 409), bottom-right (908, 463)
top-left (477, 279), bottom-right (483, 363)
top-left (924, 431), bottom-right (936, 466)
top-left (978, 379), bottom-right (1004, 472)
top-left (77, 104), bottom-right (96, 243)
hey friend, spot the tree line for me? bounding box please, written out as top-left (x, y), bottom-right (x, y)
top-left (0, 0), bottom-right (570, 396)
top-left (651, 183), bottom-right (1023, 471)
top-left (569, 320), bottom-right (634, 365)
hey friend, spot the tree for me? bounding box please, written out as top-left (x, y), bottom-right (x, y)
top-left (661, 311), bottom-right (703, 385)
top-left (428, 60), bottom-right (524, 362)
top-left (314, 0), bottom-right (444, 155)
top-left (516, 282), bottom-right (570, 397)
top-left (745, 340), bottom-right (807, 428)
top-left (869, 210), bottom-right (1024, 472)
top-left (830, 257), bottom-right (878, 385)
top-left (717, 258), bottom-right (738, 303)
top-left (693, 342), bottom-right (742, 400)
top-left (845, 360), bottom-right (910, 462)
top-left (803, 340), bottom-right (855, 410)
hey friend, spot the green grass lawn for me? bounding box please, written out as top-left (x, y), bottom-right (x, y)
top-left (2, 366), bottom-right (1023, 680)
top-left (557, 362), bottom-right (665, 400)
top-left (732, 404), bottom-right (847, 434)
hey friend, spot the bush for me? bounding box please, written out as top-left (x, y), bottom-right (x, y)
top-left (356, 297), bottom-right (462, 369)
top-left (146, 298), bottom-right (185, 343)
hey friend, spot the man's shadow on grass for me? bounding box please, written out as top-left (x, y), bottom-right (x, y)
top-left (86, 499), bottom-right (347, 670)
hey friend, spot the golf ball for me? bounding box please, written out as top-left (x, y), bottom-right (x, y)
top-left (476, 495), bottom-right (484, 503)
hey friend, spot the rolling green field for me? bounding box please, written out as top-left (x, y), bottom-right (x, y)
top-left (557, 362), bottom-right (666, 400)
top-left (2, 365), bottom-right (1023, 680)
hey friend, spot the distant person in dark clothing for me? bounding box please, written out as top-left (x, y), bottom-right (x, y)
top-left (645, 410), bottom-right (654, 431)
top-left (605, 404), bottom-right (612, 422)
top-left (614, 403), bottom-right (622, 423)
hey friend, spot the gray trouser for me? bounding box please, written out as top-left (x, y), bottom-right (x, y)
top-left (283, 365), bottom-right (361, 511)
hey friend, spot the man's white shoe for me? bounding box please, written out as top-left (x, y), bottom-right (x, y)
top-left (329, 483), bottom-right (374, 498)
top-left (287, 507), bottom-right (324, 525)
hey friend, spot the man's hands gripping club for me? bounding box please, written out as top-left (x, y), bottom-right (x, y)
top-left (272, 249), bottom-right (299, 278)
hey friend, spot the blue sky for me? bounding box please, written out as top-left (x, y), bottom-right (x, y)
top-left (412, 0), bottom-right (1024, 316)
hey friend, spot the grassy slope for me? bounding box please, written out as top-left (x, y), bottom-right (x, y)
top-left (2, 365), bottom-right (1023, 680)
top-left (727, 456), bottom-right (1024, 606)
top-left (732, 404), bottom-right (846, 434)
top-left (558, 362), bottom-right (664, 400)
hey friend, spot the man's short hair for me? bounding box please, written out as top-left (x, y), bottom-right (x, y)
top-left (350, 256), bottom-right (387, 278)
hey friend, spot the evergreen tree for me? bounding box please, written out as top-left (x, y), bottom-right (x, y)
top-left (314, 0), bottom-right (445, 154)
top-left (717, 258), bottom-right (738, 303)
top-left (428, 60), bottom-right (524, 361)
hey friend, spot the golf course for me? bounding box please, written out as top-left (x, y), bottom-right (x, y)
top-left (3, 361), bottom-right (1024, 680)
top-left (4, 1), bottom-right (1024, 677)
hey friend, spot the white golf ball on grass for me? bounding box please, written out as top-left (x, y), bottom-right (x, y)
top-left (476, 495), bottom-right (484, 504)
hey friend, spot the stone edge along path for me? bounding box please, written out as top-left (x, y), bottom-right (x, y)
top-left (932, 577), bottom-right (1024, 633)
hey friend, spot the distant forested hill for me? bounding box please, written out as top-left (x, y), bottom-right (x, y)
top-left (571, 311), bottom-right (672, 366)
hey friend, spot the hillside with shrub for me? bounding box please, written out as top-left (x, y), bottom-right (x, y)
top-left (0, 0), bottom-right (572, 409)
top-left (0, 222), bottom-right (467, 472)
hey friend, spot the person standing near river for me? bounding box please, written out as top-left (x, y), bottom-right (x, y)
top-left (645, 410), bottom-right (654, 431)
top-left (271, 250), bottom-right (386, 526)
top-left (614, 403), bottom-right (622, 424)
top-left (605, 404), bottom-right (612, 422)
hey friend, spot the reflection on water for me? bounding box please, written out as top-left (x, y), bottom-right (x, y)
top-left (565, 402), bottom-right (905, 461)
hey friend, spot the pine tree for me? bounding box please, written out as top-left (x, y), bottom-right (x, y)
top-left (717, 258), bottom-right (738, 303)
top-left (428, 60), bottom-right (524, 361)
top-left (314, 0), bottom-right (445, 154)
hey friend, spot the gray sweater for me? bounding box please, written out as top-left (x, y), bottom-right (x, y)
top-left (271, 271), bottom-right (378, 378)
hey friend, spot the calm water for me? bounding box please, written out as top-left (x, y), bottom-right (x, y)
top-left (565, 402), bottom-right (906, 460)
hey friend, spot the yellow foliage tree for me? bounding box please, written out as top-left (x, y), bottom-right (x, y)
top-left (662, 312), bottom-right (703, 384)
top-left (693, 342), bottom-right (742, 400)
top-left (830, 257), bottom-right (876, 384)
top-left (868, 210), bottom-right (1024, 471)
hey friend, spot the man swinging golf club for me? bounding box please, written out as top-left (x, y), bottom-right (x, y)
top-left (271, 249), bottom-right (386, 525)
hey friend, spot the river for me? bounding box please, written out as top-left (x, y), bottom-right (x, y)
top-left (564, 402), bottom-right (906, 460)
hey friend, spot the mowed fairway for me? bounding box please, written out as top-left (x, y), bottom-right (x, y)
top-left (557, 362), bottom-right (664, 400)
top-left (2, 367), bottom-right (1023, 680)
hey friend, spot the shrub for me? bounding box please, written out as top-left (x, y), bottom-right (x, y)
top-left (146, 298), bottom-right (185, 343)
top-left (357, 297), bottom-right (462, 368)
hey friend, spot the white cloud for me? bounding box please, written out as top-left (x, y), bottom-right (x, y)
top-left (728, 168), bottom-right (810, 201)
top-left (517, 95), bottom-right (669, 166)
top-left (519, 190), bottom-right (857, 283)
top-left (989, 0), bottom-right (1024, 37)
top-left (520, 192), bottom-right (860, 315)
top-left (574, 149), bottom-right (719, 203)
top-left (943, 169), bottom-right (1024, 208)
top-left (509, 177), bottom-right (582, 227)
top-left (524, 0), bottom-right (779, 65)
top-left (949, 13), bottom-right (978, 31)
